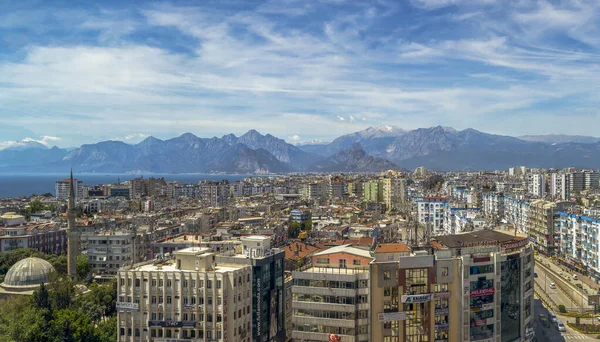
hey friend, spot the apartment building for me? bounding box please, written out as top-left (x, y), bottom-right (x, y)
top-left (527, 173), bottom-right (546, 198)
top-left (557, 212), bottom-right (600, 280)
top-left (482, 193), bottom-right (504, 220)
top-left (87, 231), bottom-right (143, 276)
top-left (503, 197), bottom-right (530, 234)
top-left (117, 247), bottom-right (252, 342)
top-left (528, 200), bottom-right (556, 255)
top-left (0, 219), bottom-right (67, 254)
top-left (56, 178), bottom-right (83, 200)
top-left (370, 231), bottom-right (534, 342)
top-left (291, 245), bottom-right (372, 342)
top-left (381, 177), bottom-right (406, 212)
top-left (329, 177), bottom-right (348, 200)
top-left (551, 173), bottom-right (571, 200)
top-left (363, 180), bottom-right (383, 203)
top-left (415, 196), bottom-right (447, 235)
top-left (299, 182), bottom-right (327, 200)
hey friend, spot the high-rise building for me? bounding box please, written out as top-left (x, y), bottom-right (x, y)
top-left (528, 200), bottom-right (556, 255)
top-left (328, 177), bottom-right (348, 200)
top-left (370, 231), bottom-right (534, 342)
top-left (363, 180), bottom-right (383, 203)
top-left (415, 196), bottom-right (447, 234)
top-left (527, 173), bottom-right (546, 197)
top-left (216, 236), bottom-right (286, 342)
top-left (56, 177), bottom-right (83, 200)
top-left (299, 182), bottom-right (327, 199)
top-left (382, 177), bottom-right (406, 212)
top-left (117, 247), bottom-right (252, 342)
top-left (291, 245), bottom-right (372, 342)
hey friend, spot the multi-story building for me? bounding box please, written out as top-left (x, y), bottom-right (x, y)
top-left (117, 247), bottom-right (252, 342)
top-left (482, 193), bottom-right (504, 221)
top-left (284, 273), bottom-right (293, 342)
top-left (527, 173), bottom-right (546, 198)
top-left (0, 216), bottom-right (67, 254)
top-left (528, 200), bottom-right (556, 255)
top-left (347, 181), bottom-right (364, 199)
top-left (299, 182), bottom-right (327, 200)
top-left (571, 172), bottom-right (585, 194)
top-left (381, 177), bottom-right (406, 212)
top-left (363, 180), bottom-right (383, 203)
top-left (370, 230), bottom-right (534, 342)
top-left (550, 173), bottom-right (571, 200)
top-left (86, 231), bottom-right (143, 276)
top-left (415, 196), bottom-right (447, 234)
top-left (216, 236), bottom-right (286, 342)
top-left (200, 183), bottom-right (230, 207)
top-left (329, 177), bottom-right (348, 200)
top-left (292, 244), bottom-right (372, 342)
top-left (56, 178), bottom-right (83, 200)
top-left (585, 171), bottom-right (600, 190)
top-left (504, 197), bottom-right (530, 234)
top-left (557, 212), bottom-right (600, 280)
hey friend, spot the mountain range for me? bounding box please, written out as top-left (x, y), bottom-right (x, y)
top-left (2, 126), bottom-right (600, 173)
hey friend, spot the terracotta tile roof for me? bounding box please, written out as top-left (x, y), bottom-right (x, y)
top-left (376, 243), bottom-right (410, 253)
top-left (282, 241), bottom-right (321, 261)
top-left (357, 237), bottom-right (375, 248)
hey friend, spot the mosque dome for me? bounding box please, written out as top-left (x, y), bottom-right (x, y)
top-left (1, 257), bottom-right (55, 289)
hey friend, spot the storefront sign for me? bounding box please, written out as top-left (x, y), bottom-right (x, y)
top-left (116, 302), bottom-right (139, 312)
top-left (470, 288), bottom-right (495, 297)
top-left (460, 240), bottom-right (497, 248)
top-left (501, 239), bottom-right (528, 252)
top-left (434, 292), bottom-right (451, 298)
top-left (401, 294), bottom-right (433, 303)
top-left (377, 312), bottom-right (407, 322)
top-left (148, 321), bottom-right (184, 328)
top-left (473, 257), bottom-right (491, 263)
top-left (474, 319), bottom-right (487, 327)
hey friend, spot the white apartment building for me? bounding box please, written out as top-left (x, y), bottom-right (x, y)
top-left (527, 173), bottom-right (546, 198)
top-left (292, 245), bottom-right (372, 342)
top-left (56, 178), bottom-right (83, 200)
top-left (117, 247), bottom-right (252, 342)
top-left (482, 193), bottom-right (504, 220)
top-left (504, 197), bottom-right (530, 234)
top-left (550, 173), bottom-right (571, 200)
top-left (416, 196), bottom-right (447, 235)
top-left (557, 212), bottom-right (600, 280)
top-left (299, 182), bottom-right (327, 199)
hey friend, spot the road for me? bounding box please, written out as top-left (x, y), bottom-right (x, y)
top-left (537, 254), bottom-right (599, 297)
top-left (535, 264), bottom-right (586, 311)
top-left (534, 298), bottom-right (597, 341)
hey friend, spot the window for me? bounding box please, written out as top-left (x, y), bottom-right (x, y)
top-left (167, 279), bottom-right (172, 287)
top-left (135, 279), bottom-right (140, 287)
top-left (383, 271), bottom-right (391, 280)
top-left (152, 279), bottom-right (157, 287)
top-left (216, 280), bottom-right (221, 289)
top-left (353, 260), bottom-right (361, 265)
top-left (167, 296), bottom-right (172, 304)
top-left (183, 280), bottom-right (188, 288)
top-left (159, 279), bottom-right (163, 287)
top-left (316, 258), bottom-right (329, 264)
top-left (152, 296), bottom-right (156, 304)
top-left (191, 280), bottom-right (196, 288)
top-left (441, 267), bottom-right (449, 277)
top-left (207, 280), bottom-right (212, 289)
top-left (159, 296), bottom-right (163, 304)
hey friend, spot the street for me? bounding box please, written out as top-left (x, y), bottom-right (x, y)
top-left (534, 298), bottom-right (597, 341)
top-left (535, 263), bottom-right (587, 311)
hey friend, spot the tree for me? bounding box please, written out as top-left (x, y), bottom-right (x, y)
top-left (288, 221), bottom-right (301, 239)
top-left (0, 297), bottom-right (47, 342)
top-left (97, 316), bottom-right (117, 342)
top-left (48, 309), bottom-right (99, 342)
top-left (303, 220), bottom-right (313, 233)
top-left (76, 255), bottom-right (91, 281)
top-left (29, 200), bottom-right (47, 214)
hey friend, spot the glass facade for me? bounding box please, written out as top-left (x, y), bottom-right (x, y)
top-left (500, 257), bottom-right (521, 342)
top-left (403, 268), bottom-right (430, 342)
top-left (251, 256), bottom-right (285, 342)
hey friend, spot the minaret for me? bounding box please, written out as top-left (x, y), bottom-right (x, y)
top-left (67, 169), bottom-right (78, 279)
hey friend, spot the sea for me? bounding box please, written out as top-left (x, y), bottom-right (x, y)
top-left (0, 173), bottom-right (250, 198)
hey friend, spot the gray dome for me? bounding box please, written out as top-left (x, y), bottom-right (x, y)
top-left (2, 257), bottom-right (55, 289)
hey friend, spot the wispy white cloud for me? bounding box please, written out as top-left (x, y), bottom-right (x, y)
top-left (1, 0), bottom-right (600, 144)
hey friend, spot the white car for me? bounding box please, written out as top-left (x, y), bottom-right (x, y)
top-left (556, 320), bottom-right (566, 332)
top-left (549, 282), bottom-right (556, 289)
top-left (549, 312), bottom-right (557, 323)
top-left (573, 275), bottom-right (578, 280)
top-left (558, 270), bottom-right (564, 275)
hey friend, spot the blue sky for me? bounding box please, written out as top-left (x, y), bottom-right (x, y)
top-left (1, 0), bottom-right (600, 148)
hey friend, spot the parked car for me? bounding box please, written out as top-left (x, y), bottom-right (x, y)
top-left (584, 288), bottom-right (589, 294)
top-left (566, 275), bottom-right (571, 281)
top-left (534, 272), bottom-right (538, 278)
top-left (576, 283), bottom-right (583, 289)
top-left (559, 270), bottom-right (564, 275)
top-left (573, 275), bottom-right (578, 280)
top-left (556, 320), bottom-right (566, 332)
top-left (540, 314), bottom-right (550, 327)
top-left (549, 312), bottom-right (557, 323)
top-left (549, 282), bottom-right (557, 289)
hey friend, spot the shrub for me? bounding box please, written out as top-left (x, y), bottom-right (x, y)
top-left (559, 305), bottom-right (567, 313)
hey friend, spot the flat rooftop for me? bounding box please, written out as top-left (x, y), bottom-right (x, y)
top-left (130, 261), bottom-right (246, 273)
top-left (434, 230), bottom-right (521, 249)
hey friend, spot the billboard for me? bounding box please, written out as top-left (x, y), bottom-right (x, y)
top-left (116, 302), bottom-right (139, 312)
top-left (377, 312), bottom-right (407, 322)
top-left (470, 288), bottom-right (495, 297)
top-left (401, 294), bottom-right (433, 303)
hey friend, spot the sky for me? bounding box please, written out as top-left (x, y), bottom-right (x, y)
top-left (1, 0), bottom-right (600, 149)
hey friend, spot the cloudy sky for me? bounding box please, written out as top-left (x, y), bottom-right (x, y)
top-left (1, 0), bottom-right (599, 148)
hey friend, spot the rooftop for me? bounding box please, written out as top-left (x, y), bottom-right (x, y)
top-left (313, 244), bottom-right (372, 259)
top-left (375, 243), bottom-right (410, 254)
top-left (434, 230), bottom-right (520, 249)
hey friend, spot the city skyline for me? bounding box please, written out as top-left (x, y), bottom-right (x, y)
top-left (2, 0), bottom-right (600, 148)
